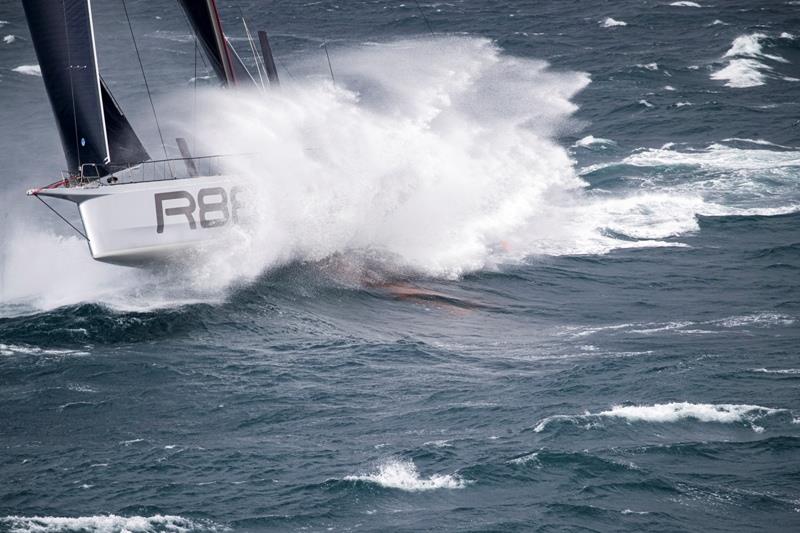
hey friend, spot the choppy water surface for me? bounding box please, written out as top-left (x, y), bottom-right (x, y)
top-left (1, 1), bottom-right (799, 531)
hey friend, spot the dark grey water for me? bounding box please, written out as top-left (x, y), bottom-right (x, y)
top-left (1, 1), bottom-right (799, 532)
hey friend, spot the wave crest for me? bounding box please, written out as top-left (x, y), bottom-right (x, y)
top-left (344, 458), bottom-right (468, 491)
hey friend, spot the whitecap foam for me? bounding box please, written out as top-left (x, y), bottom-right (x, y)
top-left (711, 33), bottom-right (789, 88)
top-left (508, 452), bottom-right (541, 465)
top-left (600, 17), bottom-right (627, 28)
top-left (639, 99), bottom-right (654, 108)
top-left (4, 35), bottom-right (15, 44)
top-left (423, 439), bottom-right (453, 448)
top-left (670, 1), bottom-right (702, 7)
top-left (0, 514), bottom-right (215, 533)
top-left (637, 62), bottom-right (659, 71)
top-left (534, 402), bottom-right (786, 432)
top-left (12, 64), bottom-right (40, 76)
top-left (572, 135), bottom-right (616, 149)
top-left (780, 32), bottom-right (795, 40)
top-left (618, 143), bottom-right (800, 171)
top-left (712, 313), bottom-right (795, 328)
top-left (721, 137), bottom-right (797, 149)
top-left (596, 403), bottom-right (782, 423)
top-left (0, 343), bottom-right (87, 357)
top-left (344, 458), bottom-right (468, 491)
top-left (751, 368), bottom-right (800, 375)
top-left (723, 34), bottom-right (786, 63)
top-left (711, 58), bottom-right (769, 88)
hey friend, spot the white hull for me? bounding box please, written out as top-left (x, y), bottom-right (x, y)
top-left (35, 175), bottom-right (246, 266)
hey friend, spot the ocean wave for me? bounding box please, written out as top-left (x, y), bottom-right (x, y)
top-left (12, 64), bottom-right (41, 76)
top-left (0, 514), bottom-right (220, 533)
top-left (0, 343), bottom-right (88, 357)
top-left (610, 142), bottom-right (800, 172)
top-left (534, 402), bottom-right (788, 433)
top-left (572, 135), bottom-right (616, 149)
top-left (580, 141), bottom-right (800, 216)
top-left (669, 1), bottom-right (702, 6)
top-left (4, 34), bottom-right (16, 44)
top-left (600, 17), bottom-right (627, 28)
top-left (344, 458), bottom-right (469, 491)
top-left (711, 58), bottom-right (770, 88)
top-left (751, 368), bottom-right (800, 375)
top-left (561, 313), bottom-right (796, 339)
top-left (711, 33), bottom-right (789, 88)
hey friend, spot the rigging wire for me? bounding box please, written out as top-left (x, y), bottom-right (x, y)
top-left (323, 42), bottom-right (336, 86)
top-left (119, 0), bottom-right (171, 173)
top-left (413, 0), bottom-right (435, 35)
top-left (34, 195), bottom-right (89, 241)
top-left (239, 9), bottom-right (266, 90)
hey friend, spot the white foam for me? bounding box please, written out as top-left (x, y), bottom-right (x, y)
top-left (534, 402), bottom-right (786, 432)
top-left (600, 17), bottom-right (627, 28)
top-left (711, 58), bottom-right (768, 88)
top-left (721, 137), bottom-right (797, 149)
top-left (597, 403), bottom-right (782, 423)
top-left (723, 34), bottom-right (786, 63)
top-left (751, 368), bottom-right (800, 375)
top-left (713, 313), bottom-right (795, 328)
top-left (12, 64), bottom-right (40, 76)
top-left (675, 101), bottom-right (692, 107)
top-left (0, 515), bottom-right (212, 533)
top-left (670, 1), bottom-right (702, 7)
top-left (423, 439), bottom-right (452, 448)
top-left (712, 33), bottom-right (789, 88)
top-left (0, 21), bottom-right (7, 28)
top-left (711, 20), bottom-right (726, 26)
top-left (344, 458), bottom-right (468, 491)
top-left (619, 143), bottom-right (800, 171)
top-left (780, 32), bottom-right (795, 40)
top-left (637, 62), bottom-right (659, 71)
top-left (572, 135), bottom-right (616, 148)
top-left (508, 452), bottom-right (540, 465)
top-left (581, 138), bottom-right (800, 220)
top-left (639, 99), bottom-right (654, 108)
top-left (0, 344), bottom-right (87, 357)
top-left (3, 35), bottom-right (15, 44)
top-left (664, 85), bottom-right (676, 91)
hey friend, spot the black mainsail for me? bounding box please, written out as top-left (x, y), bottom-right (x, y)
top-left (177, 0), bottom-right (254, 86)
top-left (22, 0), bottom-right (148, 175)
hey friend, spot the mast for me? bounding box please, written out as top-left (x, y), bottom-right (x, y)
top-left (177, 0), bottom-right (255, 87)
top-left (208, 0), bottom-right (236, 84)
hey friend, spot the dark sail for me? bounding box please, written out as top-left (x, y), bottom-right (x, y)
top-left (22, 0), bottom-right (149, 174)
top-left (100, 78), bottom-right (149, 168)
top-left (177, 0), bottom-right (253, 86)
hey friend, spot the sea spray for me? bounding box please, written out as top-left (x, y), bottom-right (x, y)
top-left (176, 37), bottom-right (594, 286)
top-left (1, 36), bottom-right (754, 311)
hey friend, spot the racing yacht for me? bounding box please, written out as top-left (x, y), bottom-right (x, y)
top-left (23, 0), bottom-right (279, 266)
